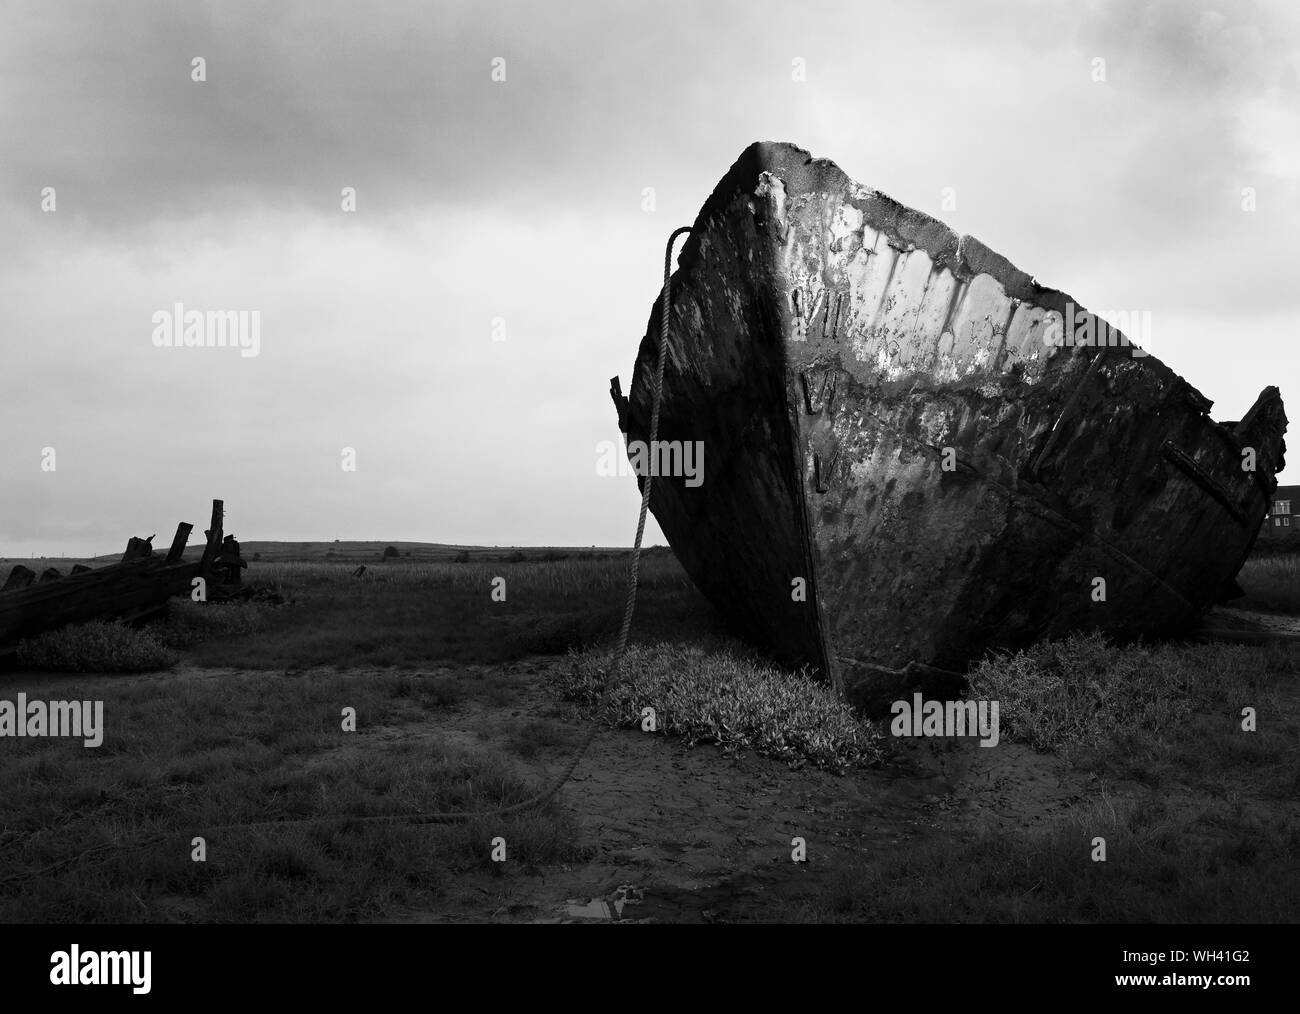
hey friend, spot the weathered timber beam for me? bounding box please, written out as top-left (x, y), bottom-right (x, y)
top-left (2, 566), bottom-right (36, 592)
top-left (122, 535), bottom-right (155, 562)
top-left (166, 522), bottom-right (193, 563)
top-left (199, 500), bottom-right (224, 570)
top-left (0, 561), bottom-right (201, 644)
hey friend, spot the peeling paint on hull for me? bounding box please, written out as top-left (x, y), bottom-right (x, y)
top-left (616, 142), bottom-right (1287, 713)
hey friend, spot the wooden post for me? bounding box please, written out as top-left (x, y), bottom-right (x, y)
top-left (166, 522), bottom-right (193, 563)
top-left (200, 500), bottom-right (224, 570)
top-left (220, 535), bottom-right (243, 585)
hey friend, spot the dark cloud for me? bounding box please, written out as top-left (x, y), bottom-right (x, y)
top-left (1, 0), bottom-right (1296, 552)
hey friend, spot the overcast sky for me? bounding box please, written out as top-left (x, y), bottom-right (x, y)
top-left (1, 0), bottom-right (1297, 556)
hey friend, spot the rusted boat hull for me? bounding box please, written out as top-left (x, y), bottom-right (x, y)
top-left (615, 142), bottom-right (1286, 711)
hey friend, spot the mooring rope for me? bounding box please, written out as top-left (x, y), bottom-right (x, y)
top-left (607, 226), bottom-right (693, 677)
top-left (305, 223), bottom-right (693, 828)
top-left (0, 226), bottom-right (694, 881)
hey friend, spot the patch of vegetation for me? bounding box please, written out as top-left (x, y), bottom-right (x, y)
top-left (1235, 554), bottom-right (1300, 613)
top-left (965, 632), bottom-right (1289, 753)
top-left (15, 620), bottom-right (176, 673)
top-left (554, 642), bottom-right (884, 772)
top-left (965, 634), bottom-right (1300, 806)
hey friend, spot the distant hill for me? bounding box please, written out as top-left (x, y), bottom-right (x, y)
top-left (1, 541), bottom-right (673, 569)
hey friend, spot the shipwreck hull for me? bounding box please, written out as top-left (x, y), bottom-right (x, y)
top-left (616, 142), bottom-right (1286, 711)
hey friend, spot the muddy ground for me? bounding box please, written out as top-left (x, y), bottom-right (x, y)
top-left (374, 658), bottom-right (1120, 924)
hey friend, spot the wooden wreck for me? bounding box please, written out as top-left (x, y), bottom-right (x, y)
top-left (612, 142), bottom-right (1287, 712)
top-left (0, 499), bottom-right (245, 658)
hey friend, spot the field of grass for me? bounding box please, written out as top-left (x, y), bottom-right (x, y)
top-left (2, 547), bottom-right (711, 673)
top-left (2, 547), bottom-right (1298, 922)
top-left (168, 551), bottom-right (718, 670)
top-left (0, 667), bottom-right (585, 921)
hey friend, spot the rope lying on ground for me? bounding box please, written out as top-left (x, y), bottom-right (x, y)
top-left (0, 226), bottom-right (693, 882)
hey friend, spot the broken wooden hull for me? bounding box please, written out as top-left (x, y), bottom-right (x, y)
top-left (0, 558), bottom-right (205, 654)
top-left (0, 500), bottom-right (244, 657)
top-left (614, 142), bottom-right (1287, 712)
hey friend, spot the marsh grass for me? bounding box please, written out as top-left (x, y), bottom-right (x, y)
top-left (967, 633), bottom-right (1296, 748)
top-left (1236, 554), bottom-right (1300, 613)
top-left (966, 632), bottom-right (1300, 805)
top-left (0, 669), bottom-right (583, 922)
top-left (161, 555), bottom-right (722, 670)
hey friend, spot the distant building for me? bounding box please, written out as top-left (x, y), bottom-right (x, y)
top-left (1259, 484), bottom-right (1300, 539)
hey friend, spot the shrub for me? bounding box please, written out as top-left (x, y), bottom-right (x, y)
top-left (16, 620), bottom-right (177, 673)
top-left (964, 631), bottom-right (1281, 753)
top-left (553, 642), bottom-right (884, 772)
top-left (382, 546), bottom-right (400, 559)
